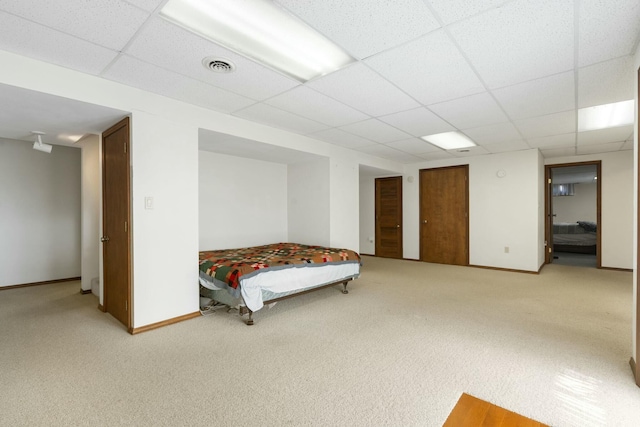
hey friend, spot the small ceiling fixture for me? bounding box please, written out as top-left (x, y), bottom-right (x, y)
top-left (32, 131), bottom-right (52, 154)
top-left (202, 56), bottom-right (236, 73)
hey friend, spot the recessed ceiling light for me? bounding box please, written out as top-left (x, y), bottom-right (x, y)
top-left (578, 100), bottom-right (634, 132)
top-left (161, 0), bottom-right (356, 82)
top-left (420, 131), bottom-right (477, 150)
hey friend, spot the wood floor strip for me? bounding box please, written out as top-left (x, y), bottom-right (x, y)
top-left (444, 393), bottom-right (548, 427)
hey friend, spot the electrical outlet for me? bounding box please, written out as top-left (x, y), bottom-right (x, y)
top-left (145, 196), bottom-right (154, 210)
top-left (504, 246), bottom-right (509, 253)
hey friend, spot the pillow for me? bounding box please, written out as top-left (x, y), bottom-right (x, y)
top-left (577, 221), bottom-right (597, 232)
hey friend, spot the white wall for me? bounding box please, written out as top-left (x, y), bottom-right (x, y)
top-left (288, 158), bottom-right (330, 247)
top-left (547, 151), bottom-right (633, 269)
top-left (633, 43), bottom-right (639, 365)
top-left (329, 156), bottom-right (360, 251)
top-left (359, 176), bottom-right (375, 255)
top-left (537, 150), bottom-right (546, 269)
top-left (79, 134), bottom-right (101, 294)
top-left (552, 182), bottom-right (597, 223)
top-left (0, 138), bottom-right (81, 287)
top-left (0, 50), bottom-right (401, 328)
top-left (131, 112), bottom-right (199, 327)
top-left (402, 149), bottom-right (542, 271)
top-left (199, 151), bottom-right (288, 250)
top-left (470, 150), bottom-right (542, 271)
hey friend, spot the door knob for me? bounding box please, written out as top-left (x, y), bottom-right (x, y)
top-left (423, 220), bottom-right (428, 224)
top-left (396, 224), bottom-right (400, 228)
top-left (100, 236), bottom-right (110, 242)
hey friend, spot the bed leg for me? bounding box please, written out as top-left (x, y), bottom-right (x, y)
top-left (246, 310), bottom-right (254, 326)
top-left (341, 281), bottom-right (349, 294)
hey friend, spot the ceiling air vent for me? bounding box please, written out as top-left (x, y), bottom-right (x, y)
top-left (202, 57), bottom-right (235, 74)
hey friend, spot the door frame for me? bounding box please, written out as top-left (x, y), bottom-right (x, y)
top-left (101, 117), bottom-right (132, 330)
top-left (544, 161), bottom-right (601, 268)
top-left (633, 66), bottom-right (639, 387)
top-left (374, 176), bottom-right (403, 259)
top-left (419, 165), bottom-right (469, 265)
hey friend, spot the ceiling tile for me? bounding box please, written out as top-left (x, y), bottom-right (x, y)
top-left (426, 0), bottom-right (511, 25)
top-left (104, 55), bottom-right (256, 114)
top-left (578, 0), bottom-right (640, 66)
top-left (483, 140), bottom-right (530, 154)
top-left (384, 138), bottom-right (441, 155)
top-left (449, 146), bottom-right (490, 157)
top-left (540, 147), bottom-right (577, 158)
top-left (577, 125), bottom-right (634, 146)
top-left (428, 92), bottom-right (508, 129)
top-left (264, 86), bottom-right (369, 127)
top-left (416, 151), bottom-right (455, 161)
top-left (276, 0), bottom-right (440, 59)
top-left (527, 133), bottom-right (576, 149)
top-left (492, 72), bottom-right (575, 120)
top-left (125, 18), bottom-right (299, 100)
top-left (514, 111), bottom-right (576, 139)
top-left (577, 142), bottom-right (624, 155)
top-left (462, 122), bottom-right (523, 145)
top-left (0, 0), bottom-right (150, 51)
top-left (233, 104), bottom-right (328, 135)
top-left (124, 0), bottom-right (164, 12)
top-left (366, 30), bottom-right (485, 105)
top-left (356, 143), bottom-right (422, 163)
top-left (340, 119), bottom-right (412, 144)
top-left (378, 107), bottom-right (455, 137)
top-left (309, 128), bottom-right (375, 150)
top-left (448, 0), bottom-right (574, 88)
top-left (578, 55), bottom-right (635, 108)
top-left (307, 63), bottom-right (420, 116)
top-left (0, 11), bottom-right (118, 75)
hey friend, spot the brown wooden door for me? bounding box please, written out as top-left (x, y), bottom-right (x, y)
top-left (375, 176), bottom-right (402, 258)
top-left (420, 166), bottom-right (468, 265)
top-left (102, 117), bottom-right (131, 328)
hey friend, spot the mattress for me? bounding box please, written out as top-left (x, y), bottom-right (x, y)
top-left (199, 262), bottom-right (360, 312)
top-left (198, 243), bottom-right (362, 312)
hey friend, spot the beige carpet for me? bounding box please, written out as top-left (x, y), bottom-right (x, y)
top-left (1, 256), bottom-right (640, 426)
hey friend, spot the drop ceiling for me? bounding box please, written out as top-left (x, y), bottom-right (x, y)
top-left (0, 0), bottom-right (637, 162)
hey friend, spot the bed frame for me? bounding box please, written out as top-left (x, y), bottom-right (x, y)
top-left (238, 279), bottom-right (351, 325)
top-left (201, 278), bottom-right (352, 325)
top-left (553, 244), bottom-right (596, 255)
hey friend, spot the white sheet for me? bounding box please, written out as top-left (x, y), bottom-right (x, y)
top-left (199, 263), bottom-right (360, 312)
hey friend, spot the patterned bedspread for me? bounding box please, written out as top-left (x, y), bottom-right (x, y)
top-left (199, 243), bottom-right (361, 290)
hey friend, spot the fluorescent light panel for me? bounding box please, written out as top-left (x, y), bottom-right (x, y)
top-left (578, 100), bottom-right (634, 132)
top-left (420, 131), bottom-right (477, 150)
top-left (160, 0), bottom-right (355, 82)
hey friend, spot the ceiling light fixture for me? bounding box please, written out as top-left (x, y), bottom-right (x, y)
top-left (160, 0), bottom-right (356, 82)
top-left (32, 131), bottom-right (52, 154)
top-left (420, 131), bottom-right (477, 150)
top-left (578, 100), bottom-right (634, 132)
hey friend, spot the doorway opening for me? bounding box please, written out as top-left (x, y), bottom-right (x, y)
top-left (545, 162), bottom-right (601, 268)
